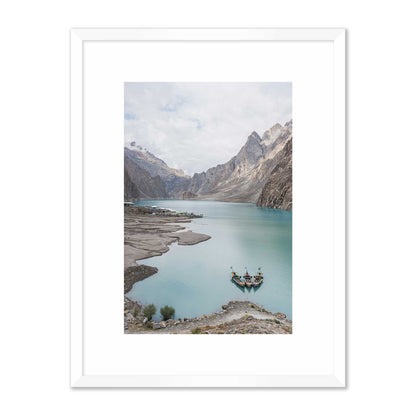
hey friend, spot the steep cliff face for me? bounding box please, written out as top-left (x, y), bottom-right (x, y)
top-left (124, 146), bottom-right (190, 197)
top-left (256, 136), bottom-right (292, 211)
top-left (187, 121), bottom-right (292, 204)
top-left (124, 155), bottom-right (167, 200)
top-left (124, 167), bottom-right (141, 200)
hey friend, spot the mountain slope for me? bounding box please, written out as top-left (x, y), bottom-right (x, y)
top-left (124, 155), bottom-right (167, 200)
top-left (124, 145), bottom-right (190, 197)
top-left (256, 136), bottom-right (292, 210)
top-left (187, 121), bottom-right (292, 204)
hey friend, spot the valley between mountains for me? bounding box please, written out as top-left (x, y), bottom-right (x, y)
top-left (124, 119), bottom-right (292, 211)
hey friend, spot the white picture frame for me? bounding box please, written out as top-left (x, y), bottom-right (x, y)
top-left (70, 28), bottom-right (346, 388)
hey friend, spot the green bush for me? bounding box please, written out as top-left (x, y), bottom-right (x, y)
top-left (160, 305), bottom-right (175, 321)
top-left (133, 307), bottom-right (139, 318)
top-left (143, 304), bottom-right (156, 321)
top-left (191, 327), bottom-right (202, 334)
top-left (146, 322), bottom-right (153, 329)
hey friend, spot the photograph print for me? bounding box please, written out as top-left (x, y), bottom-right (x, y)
top-left (124, 82), bottom-right (292, 334)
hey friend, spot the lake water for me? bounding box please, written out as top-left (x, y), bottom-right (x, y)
top-left (127, 200), bottom-right (292, 321)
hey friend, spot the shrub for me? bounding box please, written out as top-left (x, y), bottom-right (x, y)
top-left (133, 307), bottom-right (139, 318)
top-left (146, 322), bottom-right (153, 329)
top-left (191, 327), bottom-right (202, 334)
top-left (160, 305), bottom-right (175, 321)
top-left (143, 304), bottom-right (156, 320)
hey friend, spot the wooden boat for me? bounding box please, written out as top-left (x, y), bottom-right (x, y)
top-left (252, 276), bottom-right (263, 287)
top-left (243, 269), bottom-right (252, 288)
top-left (252, 268), bottom-right (264, 287)
top-left (230, 267), bottom-right (245, 287)
top-left (232, 275), bottom-right (245, 287)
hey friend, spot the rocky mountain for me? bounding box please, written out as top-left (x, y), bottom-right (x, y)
top-left (187, 120), bottom-right (292, 204)
top-left (124, 144), bottom-right (190, 197)
top-left (262, 122), bottom-right (283, 146)
top-left (182, 191), bottom-right (198, 200)
top-left (124, 155), bottom-right (167, 200)
top-left (124, 120), bottom-right (292, 210)
top-left (256, 136), bottom-right (292, 210)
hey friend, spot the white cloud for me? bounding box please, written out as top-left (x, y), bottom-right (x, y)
top-left (124, 82), bottom-right (292, 175)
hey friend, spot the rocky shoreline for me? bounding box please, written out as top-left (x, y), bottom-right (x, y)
top-left (124, 264), bottom-right (158, 294)
top-left (124, 299), bottom-right (292, 334)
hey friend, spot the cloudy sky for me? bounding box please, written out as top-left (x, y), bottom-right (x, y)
top-left (124, 82), bottom-right (291, 175)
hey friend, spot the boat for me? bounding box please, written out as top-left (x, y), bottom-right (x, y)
top-left (230, 267), bottom-right (245, 287)
top-left (243, 268), bottom-right (253, 288)
top-left (232, 275), bottom-right (245, 288)
top-left (252, 267), bottom-right (264, 287)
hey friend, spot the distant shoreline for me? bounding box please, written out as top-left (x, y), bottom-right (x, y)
top-left (130, 198), bottom-right (292, 212)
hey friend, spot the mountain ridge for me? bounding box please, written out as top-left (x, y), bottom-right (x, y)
top-left (187, 120), bottom-right (292, 204)
top-left (124, 119), bottom-right (292, 210)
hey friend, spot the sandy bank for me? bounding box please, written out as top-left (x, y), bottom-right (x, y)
top-left (124, 210), bottom-right (211, 269)
top-left (175, 230), bottom-right (211, 245)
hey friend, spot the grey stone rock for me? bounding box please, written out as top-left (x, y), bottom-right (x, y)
top-left (256, 123), bottom-right (292, 211)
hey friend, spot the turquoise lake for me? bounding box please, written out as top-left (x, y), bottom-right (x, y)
top-left (127, 200), bottom-right (292, 321)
